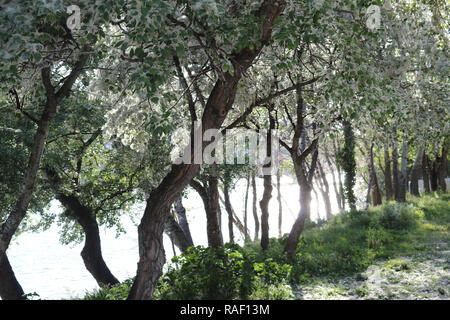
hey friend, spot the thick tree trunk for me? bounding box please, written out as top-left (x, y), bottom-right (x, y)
top-left (430, 160), bottom-right (439, 191)
top-left (276, 169), bottom-right (283, 237)
top-left (190, 177), bottom-right (224, 248)
top-left (422, 153), bottom-right (431, 193)
top-left (259, 173), bottom-right (272, 250)
top-left (437, 145), bottom-right (448, 192)
top-left (57, 194), bottom-right (119, 287)
top-left (0, 253), bottom-right (25, 300)
top-left (251, 173), bottom-right (259, 241)
top-left (173, 196), bottom-right (194, 247)
top-left (283, 83), bottom-right (318, 254)
top-left (384, 143), bottom-right (394, 200)
top-left (223, 185), bottom-right (234, 244)
top-left (284, 184), bottom-right (312, 254)
top-left (128, 2), bottom-right (285, 299)
top-left (372, 169), bottom-right (383, 206)
top-left (409, 148), bottom-right (424, 196)
top-left (259, 114), bottom-right (274, 250)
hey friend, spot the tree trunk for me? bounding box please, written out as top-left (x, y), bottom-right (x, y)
top-left (430, 160), bottom-right (439, 191)
top-left (284, 184), bottom-right (312, 254)
top-left (341, 120), bottom-right (356, 210)
top-left (259, 173), bottom-right (272, 250)
top-left (398, 137), bottom-right (408, 202)
top-left (57, 194), bottom-right (119, 287)
top-left (219, 195), bottom-right (250, 240)
top-left (276, 169), bottom-right (283, 237)
top-left (0, 253), bottom-right (25, 300)
top-left (223, 185), bottom-right (234, 244)
top-left (0, 60), bottom-right (88, 297)
top-left (164, 212), bottom-right (191, 253)
top-left (368, 143), bottom-right (382, 206)
top-left (409, 148), bottom-right (424, 196)
top-left (190, 177), bottom-right (224, 248)
top-left (324, 147), bottom-right (343, 211)
top-left (127, 2), bottom-right (285, 299)
top-left (283, 83), bottom-right (318, 254)
top-left (422, 152), bottom-right (431, 193)
top-left (437, 145), bottom-right (448, 192)
top-left (392, 140), bottom-right (400, 201)
top-left (259, 114), bottom-right (275, 250)
top-left (173, 196), bottom-right (194, 247)
top-left (317, 161), bottom-right (332, 219)
top-left (251, 173), bottom-right (259, 241)
top-left (383, 143), bottom-right (394, 200)
top-left (243, 176), bottom-right (250, 242)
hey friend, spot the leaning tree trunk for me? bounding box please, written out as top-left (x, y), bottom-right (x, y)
top-left (409, 147), bottom-right (424, 196)
top-left (127, 2), bottom-right (285, 299)
top-left (324, 147), bottom-right (343, 211)
top-left (223, 184), bottom-right (234, 244)
top-left (173, 196), bottom-right (194, 247)
top-left (251, 173), bottom-right (259, 241)
top-left (284, 183), bottom-right (312, 254)
top-left (57, 194), bottom-right (119, 287)
top-left (219, 195), bottom-right (251, 240)
top-left (383, 143), bottom-right (394, 200)
top-left (164, 213), bottom-right (191, 253)
top-left (0, 253), bottom-right (25, 300)
top-left (0, 59), bottom-right (88, 299)
top-left (317, 161), bottom-right (332, 219)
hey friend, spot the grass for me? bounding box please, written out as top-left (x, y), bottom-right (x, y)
top-left (82, 192), bottom-right (449, 300)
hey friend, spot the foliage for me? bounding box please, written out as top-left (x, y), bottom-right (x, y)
top-left (82, 279), bottom-right (134, 300)
top-left (338, 120), bottom-right (357, 209)
top-left (154, 243), bottom-right (292, 300)
top-left (82, 193), bottom-right (449, 300)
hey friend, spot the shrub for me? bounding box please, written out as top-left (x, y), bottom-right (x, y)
top-left (366, 227), bottom-right (392, 248)
top-left (83, 279), bottom-right (133, 300)
top-left (248, 281), bottom-right (293, 300)
top-left (154, 244), bottom-right (292, 300)
top-left (376, 203), bottom-right (415, 230)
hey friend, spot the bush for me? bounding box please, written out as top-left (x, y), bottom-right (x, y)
top-left (154, 244), bottom-right (292, 300)
top-left (376, 203), bottom-right (415, 230)
top-left (83, 279), bottom-right (133, 300)
top-left (248, 281), bottom-right (293, 300)
top-left (366, 227), bottom-right (392, 248)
